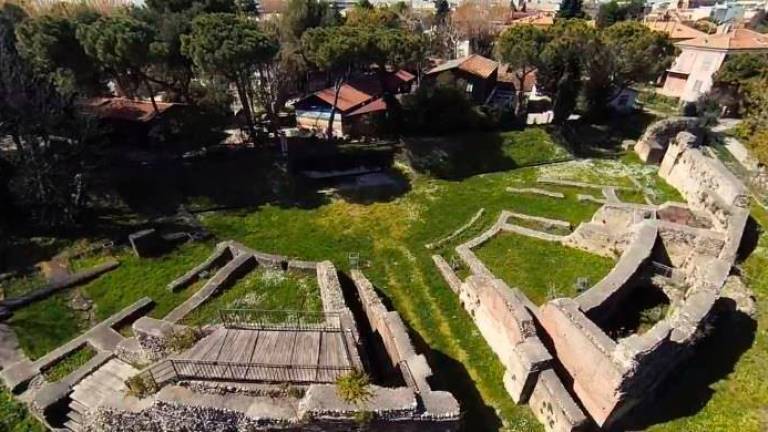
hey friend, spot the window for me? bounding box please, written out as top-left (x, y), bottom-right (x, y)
top-left (701, 57), bottom-right (713, 71)
top-left (466, 82), bottom-right (474, 94)
top-left (692, 80), bottom-right (703, 93)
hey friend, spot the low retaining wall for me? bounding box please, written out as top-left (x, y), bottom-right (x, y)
top-left (350, 270), bottom-right (461, 422)
top-left (166, 245), bottom-right (233, 292)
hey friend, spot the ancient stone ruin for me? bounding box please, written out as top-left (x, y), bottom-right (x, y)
top-left (2, 241), bottom-right (459, 432)
top-left (435, 124), bottom-right (751, 431)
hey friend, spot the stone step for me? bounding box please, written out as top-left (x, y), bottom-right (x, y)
top-left (67, 409), bottom-right (83, 423)
top-left (64, 419), bottom-right (82, 432)
top-left (69, 400), bottom-right (88, 413)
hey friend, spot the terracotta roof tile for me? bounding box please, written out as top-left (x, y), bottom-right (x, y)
top-left (677, 28), bottom-right (768, 51)
top-left (644, 20), bottom-right (707, 41)
top-left (80, 97), bottom-right (177, 122)
top-left (426, 54), bottom-right (499, 79)
top-left (346, 97), bottom-right (387, 116)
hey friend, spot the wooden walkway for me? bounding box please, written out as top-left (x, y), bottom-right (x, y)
top-left (173, 327), bottom-right (355, 383)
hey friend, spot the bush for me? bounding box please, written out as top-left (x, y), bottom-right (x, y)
top-left (125, 373), bottom-right (159, 398)
top-left (335, 370), bottom-right (373, 404)
top-left (401, 83), bottom-right (497, 135)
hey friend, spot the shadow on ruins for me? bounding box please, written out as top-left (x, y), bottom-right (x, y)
top-left (617, 304), bottom-right (756, 431)
top-left (338, 272), bottom-right (503, 431)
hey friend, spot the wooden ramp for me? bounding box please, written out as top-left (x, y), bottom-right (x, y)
top-left (174, 327), bottom-right (354, 383)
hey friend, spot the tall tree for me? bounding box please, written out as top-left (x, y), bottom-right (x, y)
top-left (301, 26), bottom-right (366, 137)
top-left (181, 13), bottom-right (278, 142)
top-left (556, 0), bottom-right (586, 19)
top-left (76, 16), bottom-right (161, 110)
top-left (14, 8), bottom-right (102, 96)
top-left (537, 20), bottom-right (594, 123)
top-left (584, 21), bottom-right (675, 115)
top-left (0, 4), bottom-right (96, 228)
top-left (596, 0), bottom-right (644, 29)
top-left (495, 24), bottom-right (548, 118)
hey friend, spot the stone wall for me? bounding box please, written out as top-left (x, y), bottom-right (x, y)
top-left (634, 117), bottom-right (700, 164)
top-left (576, 221), bottom-right (657, 321)
top-left (349, 270), bottom-right (461, 423)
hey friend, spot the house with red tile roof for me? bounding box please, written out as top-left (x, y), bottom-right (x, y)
top-left (293, 70), bottom-right (415, 137)
top-left (425, 54), bottom-right (541, 110)
top-left (660, 28), bottom-right (768, 102)
top-left (643, 20), bottom-right (708, 42)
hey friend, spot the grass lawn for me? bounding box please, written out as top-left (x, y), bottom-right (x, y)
top-left (3, 125), bottom-right (759, 431)
top-left (637, 87), bottom-right (680, 117)
top-left (182, 268), bottom-right (322, 326)
top-left (0, 388), bottom-right (45, 432)
top-left (474, 233), bottom-right (615, 304)
top-left (42, 345), bottom-right (97, 382)
top-left (403, 128), bottom-right (571, 179)
top-left (8, 242), bottom-right (213, 359)
top-left (0, 273), bottom-right (46, 299)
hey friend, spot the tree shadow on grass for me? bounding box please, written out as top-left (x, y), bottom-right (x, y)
top-left (403, 132), bottom-right (519, 181)
top-left (337, 272), bottom-right (503, 431)
top-left (617, 303), bottom-right (756, 431)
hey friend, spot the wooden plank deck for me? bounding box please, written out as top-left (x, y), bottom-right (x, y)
top-left (176, 327), bottom-right (354, 383)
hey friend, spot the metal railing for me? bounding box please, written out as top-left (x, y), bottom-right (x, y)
top-left (169, 359), bottom-right (354, 384)
top-left (219, 308), bottom-right (341, 331)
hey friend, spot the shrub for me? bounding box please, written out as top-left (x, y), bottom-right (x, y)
top-left (125, 373), bottom-right (159, 398)
top-left (401, 83), bottom-right (496, 135)
top-left (167, 327), bottom-right (202, 353)
top-left (335, 370), bottom-right (373, 404)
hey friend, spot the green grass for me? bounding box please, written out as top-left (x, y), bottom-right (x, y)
top-left (474, 233), bottom-right (615, 304)
top-left (0, 273), bottom-right (46, 299)
top-left (637, 87), bottom-right (680, 116)
top-left (5, 126), bottom-right (764, 432)
top-left (8, 291), bottom-right (87, 360)
top-left (0, 388), bottom-right (45, 432)
top-left (404, 128), bottom-right (571, 179)
top-left (42, 345), bottom-right (97, 382)
top-left (8, 242), bottom-right (213, 359)
top-left (182, 269), bottom-right (322, 326)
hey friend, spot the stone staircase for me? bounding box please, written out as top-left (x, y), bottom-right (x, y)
top-left (64, 359), bottom-right (138, 432)
top-left (486, 87), bottom-right (515, 109)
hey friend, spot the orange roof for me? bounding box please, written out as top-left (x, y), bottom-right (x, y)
top-left (644, 20), bottom-right (707, 41)
top-left (346, 97), bottom-right (387, 116)
top-left (313, 81), bottom-right (381, 112)
top-left (677, 28), bottom-right (768, 51)
top-left (498, 65), bottom-right (536, 92)
top-left (427, 54), bottom-right (499, 79)
top-left (80, 97), bottom-right (177, 122)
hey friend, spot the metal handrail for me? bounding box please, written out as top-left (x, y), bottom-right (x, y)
top-left (168, 358), bottom-right (355, 384)
top-left (219, 308), bottom-right (342, 331)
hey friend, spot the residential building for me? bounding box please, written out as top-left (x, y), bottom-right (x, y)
top-left (660, 27), bottom-right (768, 102)
top-left (293, 70), bottom-right (415, 137)
top-left (424, 54), bottom-right (500, 104)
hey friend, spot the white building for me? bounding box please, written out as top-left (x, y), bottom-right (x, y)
top-left (660, 28), bottom-right (768, 102)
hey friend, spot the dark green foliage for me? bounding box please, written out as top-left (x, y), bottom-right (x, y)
top-left (556, 0), bottom-right (586, 19)
top-left (15, 10), bottom-right (102, 95)
top-left (0, 7), bottom-right (97, 228)
top-left (401, 83), bottom-right (494, 135)
top-left (495, 24), bottom-right (548, 118)
top-left (145, 0), bottom-right (237, 13)
top-left (182, 13), bottom-right (278, 140)
top-left (596, 0), bottom-right (645, 28)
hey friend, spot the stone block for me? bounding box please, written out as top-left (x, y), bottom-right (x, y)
top-left (504, 339), bottom-right (553, 403)
top-left (529, 369), bottom-right (588, 432)
top-left (128, 229), bottom-right (164, 258)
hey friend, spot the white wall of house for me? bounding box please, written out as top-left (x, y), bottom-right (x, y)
top-left (661, 48), bottom-right (727, 102)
